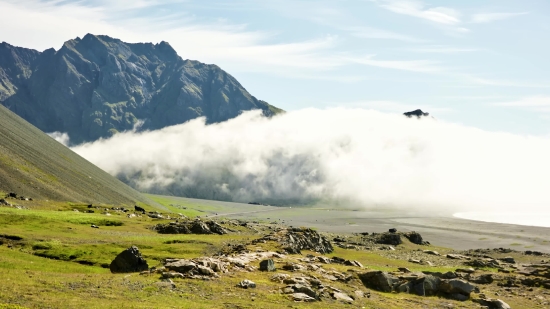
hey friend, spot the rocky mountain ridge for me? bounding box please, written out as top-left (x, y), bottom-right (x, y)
top-left (0, 34), bottom-right (282, 144)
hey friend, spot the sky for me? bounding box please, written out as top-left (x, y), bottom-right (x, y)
top-left (2, 0), bottom-right (550, 135)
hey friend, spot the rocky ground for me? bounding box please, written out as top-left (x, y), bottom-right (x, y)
top-left (110, 216), bottom-right (550, 308)
top-left (1, 195), bottom-right (549, 308)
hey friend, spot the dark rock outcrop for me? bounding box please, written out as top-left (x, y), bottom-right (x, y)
top-left (154, 219), bottom-right (228, 235)
top-left (404, 109), bottom-right (429, 118)
top-left (358, 270), bottom-right (479, 301)
top-left (255, 227), bottom-right (333, 254)
top-left (375, 232), bottom-right (403, 246)
top-left (259, 259), bottom-right (276, 271)
top-left (0, 34), bottom-right (283, 144)
top-left (109, 246), bottom-right (148, 273)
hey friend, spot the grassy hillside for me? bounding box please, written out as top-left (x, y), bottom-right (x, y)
top-left (0, 104), bottom-right (157, 207)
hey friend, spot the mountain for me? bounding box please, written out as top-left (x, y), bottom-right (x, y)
top-left (0, 104), bottom-right (158, 206)
top-left (0, 34), bottom-right (283, 144)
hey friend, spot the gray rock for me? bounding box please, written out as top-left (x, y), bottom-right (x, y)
top-left (412, 275), bottom-right (441, 296)
top-left (439, 279), bottom-right (477, 297)
top-left (376, 232), bottom-right (402, 245)
top-left (500, 256), bottom-right (516, 264)
top-left (317, 256), bottom-right (331, 264)
top-left (259, 259), bottom-right (276, 271)
top-left (292, 293), bottom-right (316, 302)
top-left (332, 292), bottom-right (354, 303)
top-left (423, 250), bottom-right (439, 255)
top-left (358, 271), bottom-right (399, 292)
top-left (403, 231), bottom-right (426, 245)
top-left (153, 279), bottom-right (175, 289)
top-left (470, 274), bottom-right (493, 284)
top-left (291, 284), bottom-right (317, 299)
top-left (164, 260), bottom-right (197, 273)
top-left (196, 265), bottom-right (215, 276)
top-left (237, 279), bottom-right (256, 289)
top-left (109, 246), bottom-right (149, 273)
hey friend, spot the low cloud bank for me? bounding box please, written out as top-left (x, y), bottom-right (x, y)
top-left (47, 131), bottom-right (70, 146)
top-left (72, 108), bottom-right (550, 213)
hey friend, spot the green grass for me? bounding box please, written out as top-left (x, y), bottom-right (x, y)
top-left (0, 197), bottom-right (542, 309)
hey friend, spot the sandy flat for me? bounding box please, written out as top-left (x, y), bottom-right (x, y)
top-left (171, 197), bottom-right (550, 253)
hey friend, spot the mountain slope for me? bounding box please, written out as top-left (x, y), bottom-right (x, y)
top-left (0, 34), bottom-right (282, 144)
top-left (0, 104), bottom-right (157, 206)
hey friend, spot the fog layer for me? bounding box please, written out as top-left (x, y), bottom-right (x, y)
top-left (72, 109), bottom-right (550, 213)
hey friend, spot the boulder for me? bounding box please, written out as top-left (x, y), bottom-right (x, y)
top-left (403, 231), bottom-right (425, 245)
top-left (290, 284), bottom-right (317, 299)
top-left (259, 259), bottom-right (276, 271)
top-left (165, 260), bottom-right (197, 273)
top-left (190, 220), bottom-right (213, 234)
top-left (500, 256), bottom-right (516, 264)
top-left (439, 279), bottom-right (477, 298)
top-left (109, 246), bottom-right (149, 273)
top-left (474, 298), bottom-right (511, 309)
top-left (376, 233), bottom-right (402, 246)
top-left (423, 250), bottom-right (440, 256)
top-left (411, 275), bottom-right (440, 296)
top-left (317, 256), bottom-right (331, 264)
top-left (331, 292), bottom-right (354, 303)
top-left (237, 279), bottom-right (256, 289)
top-left (196, 265), bottom-right (215, 276)
top-left (206, 221), bottom-right (227, 235)
top-left (358, 271), bottom-right (399, 292)
top-left (292, 293), bottom-right (316, 302)
top-left (257, 227), bottom-right (333, 254)
top-left (469, 274), bottom-right (493, 284)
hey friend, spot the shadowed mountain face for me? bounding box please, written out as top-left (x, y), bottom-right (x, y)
top-left (0, 104), bottom-right (159, 206)
top-left (0, 34), bottom-right (282, 144)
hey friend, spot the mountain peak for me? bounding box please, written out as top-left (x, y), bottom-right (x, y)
top-left (0, 34), bottom-right (283, 144)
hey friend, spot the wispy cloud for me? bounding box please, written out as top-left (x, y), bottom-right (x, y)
top-left (343, 26), bottom-right (426, 42)
top-left (375, 0), bottom-right (461, 25)
top-left (471, 12), bottom-right (528, 24)
top-left (407, 45), bottom-right (477, 53)
top-left (493, 96), bottom-right (550, 113)
top-left (348, 55), bottom-right (444, 73)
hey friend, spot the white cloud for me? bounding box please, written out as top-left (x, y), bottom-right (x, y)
top-left (343, 26), bottom-right (426, 42)
top-left (0, 0), bottom-right (344, 76)
top-left (73, 108), bottom-right (550, 212)
top-left (377, 0), bottom-right (461, 25)
top-left (338, 100), bottom-right (454, 114)
top-left (407, 45), bottom-right (477, 53)
top-left (348, 55), bottom-right (443, 73)
top-left (47, 131), bottom-right (70, 146)
top-left (493, 96), bottom-right (550, 113)
top-left (471, 12), bottom-right (528, 24)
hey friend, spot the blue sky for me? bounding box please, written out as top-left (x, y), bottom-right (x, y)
top-left (2, 0), bottom-right (550, 135)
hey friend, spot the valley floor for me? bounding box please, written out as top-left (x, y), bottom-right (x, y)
top-left (0, 194), bottom-right (548, 309)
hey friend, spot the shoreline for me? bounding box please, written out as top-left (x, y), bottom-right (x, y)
top-left (173, 197), bottom-right (550, 253)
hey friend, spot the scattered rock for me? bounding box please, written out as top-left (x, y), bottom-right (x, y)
top-left (358, 271), bottom-right (399, 292)
top-left (331, 292), bottom-right (354, 303)
top-left (109, 246), bottom-right (149, 273)
top-left (423, 250), bottom-right (440, 256)
top-left (376, 232), bottom-right (402, 246)
top-left (237, 279), bottom-right (256, 289)
top-left (259, 259), bottom-right (276, 271)
top-left (256, 227), bottom-right (333, 254)
top-left (292, 293), bottom-right (316, 302)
